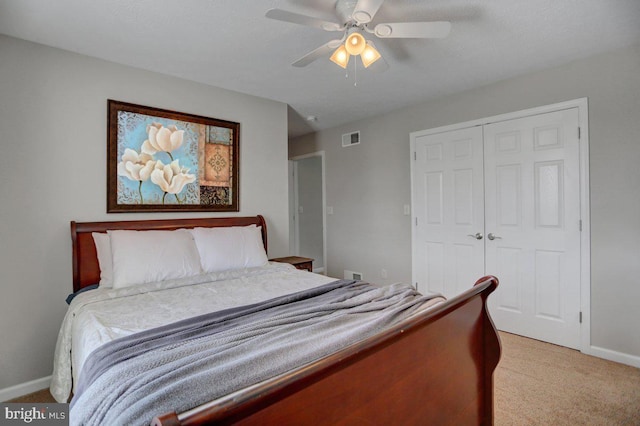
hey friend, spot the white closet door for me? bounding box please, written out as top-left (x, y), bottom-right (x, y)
top-left (483, 108), bottom-right (581, 349)
top-left (412, 127), bottom-right (485, 297)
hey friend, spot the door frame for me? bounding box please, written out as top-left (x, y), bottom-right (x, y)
top-left (289, 151), bottom-right (328, 274)
top-left (410, 98), bottom-right (591, 353)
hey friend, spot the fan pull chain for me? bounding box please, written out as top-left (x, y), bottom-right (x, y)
top-left (343, 58), bottom-right (358, 87)
top-left (353, 57), bottom-right (358, 87)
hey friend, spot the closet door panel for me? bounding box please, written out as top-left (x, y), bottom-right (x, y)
top-left (412, 127), bottom-right (485, 297)
top-left (484, 108), bottom-right (581, 349)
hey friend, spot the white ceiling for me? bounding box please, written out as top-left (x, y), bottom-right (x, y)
top-left (1, 0), bottom-right (639, 137)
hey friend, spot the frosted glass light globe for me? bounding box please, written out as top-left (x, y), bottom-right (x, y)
top-left (345, 32), bottom-right (366, 55)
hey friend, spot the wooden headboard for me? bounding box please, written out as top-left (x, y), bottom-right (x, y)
top-left (70, 216), bottom-right (268, 292)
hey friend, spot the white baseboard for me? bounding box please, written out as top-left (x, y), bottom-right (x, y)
top-left (0, 376), bottom-right (51, 402)
top-left (584, 346), bottom-right (640, 369)
top-left (313, 267), bottom-right (325, 274)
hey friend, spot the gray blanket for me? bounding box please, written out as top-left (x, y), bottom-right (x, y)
top-left (69, 280), bottom-right (441, 426)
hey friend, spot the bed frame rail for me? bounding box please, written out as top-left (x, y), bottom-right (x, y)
top-left (152, 275), bottom-right (500, 426)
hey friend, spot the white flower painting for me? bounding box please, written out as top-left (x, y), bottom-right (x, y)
top-left (141, 123), bottom-right (185, 157)
top-left (108, 101), bottom-right (239, 212)
top-left (116, 120), bottom-right (196, 205)
top-left (150, 159), bottom-right (197, 201)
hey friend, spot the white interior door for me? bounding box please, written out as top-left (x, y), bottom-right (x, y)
top-left (411, 106), bottom-right (583, 349)
top-left (412, 127), bottom-right (485, 297)
top-left (484, 108), bottom-right (582, 349)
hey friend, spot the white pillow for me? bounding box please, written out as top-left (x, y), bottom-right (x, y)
top-left (92, 232), bottom-right (113, 288)
top-left (108, 229), bottom-right (202, 289)
top-left (190, 225), bottom-right (268, 273)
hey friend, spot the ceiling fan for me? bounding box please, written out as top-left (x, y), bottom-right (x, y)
top-left (265, 0), bottom-right (451, 69)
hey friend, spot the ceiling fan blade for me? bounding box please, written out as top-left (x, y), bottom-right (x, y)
top-left (352, 0), bottom-right (385, 24)
top-left (373, 21), bottom-right (451, 38)
top-left (292, 40), bottom-right (342, 67)
top-left (266, 9), bottom-right (343, 31)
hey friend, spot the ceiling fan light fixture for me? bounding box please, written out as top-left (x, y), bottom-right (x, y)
top-left (330, 45), bottom-right (350, 68)
top-left (266, 3), bottom-right (453, 71)
top-left (361, 42), bottom-right (381, 68)
top-left (345, 32), bottom-right (366, 55)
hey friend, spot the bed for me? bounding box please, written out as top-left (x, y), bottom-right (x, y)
top-left (51, 215), bottom-right (501, 425)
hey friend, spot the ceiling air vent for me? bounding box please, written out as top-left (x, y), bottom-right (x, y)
top-left (342, 131), bottom-right (360, 147)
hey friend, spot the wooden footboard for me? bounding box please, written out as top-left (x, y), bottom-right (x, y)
top-left (152, 276), bottom-right (500, 426)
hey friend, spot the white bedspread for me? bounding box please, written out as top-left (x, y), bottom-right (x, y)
top-left (50, 262), bottom-right (334, 403)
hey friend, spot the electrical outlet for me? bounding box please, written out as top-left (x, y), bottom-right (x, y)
top-left (327, 206), bottom-right (334, 215)
top-left (381, 269), bottom-right (388, 279)
top-left (403, 204), bottom-right (411, 215)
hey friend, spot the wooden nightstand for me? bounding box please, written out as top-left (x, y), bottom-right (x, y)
top-left (270, 256), bottom-right (314, 272)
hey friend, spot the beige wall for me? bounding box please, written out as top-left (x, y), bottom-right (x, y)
top-left (290, 43), bottom-right (640, 361)
top-left (0, 35), bottom-right (289, 391)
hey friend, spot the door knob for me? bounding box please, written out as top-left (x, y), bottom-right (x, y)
top-left (487, 233), bottom-right (502, 240)
top-left (467, 232), bottom-right (483, 240)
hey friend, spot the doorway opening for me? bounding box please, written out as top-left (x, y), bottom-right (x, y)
top-left (289, 152), bottom-right (327, 274)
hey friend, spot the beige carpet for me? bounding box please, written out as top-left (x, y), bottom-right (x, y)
top-left (7, 332), bottom-right (640, 425)
top-left (495, 332), bottom-right (640, 425)
top-left (6, 388), bottom-right (55, 403)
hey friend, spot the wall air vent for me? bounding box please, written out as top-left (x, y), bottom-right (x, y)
top-left (344, 270), bottom-right (363, 281)
top-left (342, 131), bottom-right (360, 147)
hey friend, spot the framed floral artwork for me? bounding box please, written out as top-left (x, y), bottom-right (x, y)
top-left (107, 100), bottom-right (239, 212)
